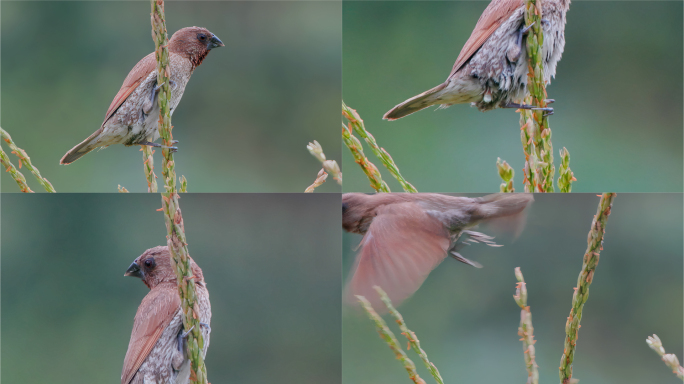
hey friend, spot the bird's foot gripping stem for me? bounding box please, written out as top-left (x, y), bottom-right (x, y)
top-left (138, 141), bottom-right (178, 153)
top-left (503, 102), bottom-right (554, 116)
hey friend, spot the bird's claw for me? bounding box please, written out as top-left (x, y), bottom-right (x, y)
top-left (521, 21), bottom-right (535, 34)
top-left (200, 322), bottom-right (212, 334)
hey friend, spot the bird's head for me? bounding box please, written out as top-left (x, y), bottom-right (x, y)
top-left (125, 246), bottom-right (204, 289)
top-left (169, 26), bottom-right (224, 68)
top-left (342, 193), bottom-right (376, 234)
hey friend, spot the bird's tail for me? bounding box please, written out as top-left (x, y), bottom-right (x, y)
top-left (471, 194), bottom-right (534, 238)
top-left (60, 128), bottom-right (104, 165)
top-left (383, 82), bottom-right (447, 121)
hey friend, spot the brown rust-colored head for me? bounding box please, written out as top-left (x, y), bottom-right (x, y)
top-left (342, 193), bottom-right (377, 234)
top-left (168, 26), bottom-right (224, 68)
top-left (125, 246), bottom-right (204, 290)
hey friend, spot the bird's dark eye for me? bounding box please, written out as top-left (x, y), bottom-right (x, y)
top-left (198, 34), bottom-right (207, 41)
top-left (144, 258), bottom-right (156, 269)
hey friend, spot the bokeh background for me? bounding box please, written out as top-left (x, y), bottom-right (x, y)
top-left (343, 194), bottom-right (683, 383)
top-left (1, 1), bottom-right (341, 192)
top-left (343, 1), bottom-right (683, 192)
top-left (2, 193), bottom-right (341, 383)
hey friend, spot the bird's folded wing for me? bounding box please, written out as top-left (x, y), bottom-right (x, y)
top-left (346, 202), bottom-right (451, 309)
top-left (103, 52), bottom-right (157, 127)
top-left (448, 0), bottom-right (524, 78)
top-left (122, 285), bottom-right (181, 384)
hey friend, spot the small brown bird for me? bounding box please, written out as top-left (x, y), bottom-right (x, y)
top-left (122, 246), bottom-right (211, 384)
top-left (343, 193), bottom-right (533, 308)
top-left (61, 27), bottom-right (223, 164)
top-left (383, 0), bottom-right (569, 120)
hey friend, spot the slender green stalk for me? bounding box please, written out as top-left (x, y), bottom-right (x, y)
top-left (179, 175), bottom-right (188, 193)
top-left (375, 287), bottom-right (444, 384)
top-left (343, 124), bottom-right (390, 192)
top-left (0, 145), bottom-right (32, 192)
top-left (496, 157), bottom-right (515, 192)
top-left (557, 148), bottom-right (575, 193)
top-left (646, 334), bottom-right (684, 380)
top-left (520, 110), bottom-right (539, 192)
top-left (343, 102), bottom-right (417, 193)
top-left (1, 127), bottom-right (55, 192)
top-left (307, 140), bottom-right (342, 185)
top-left (522, 0), bottom-right (555, 192)
top-left (357, 294), bottom-right (427, 384)
top-left (513, 268), bottom-right (538, 384)
top-left (305, 168), bottom-right (328, 193)
top-left (142, 146), bottom-right (158, 192)
top-left (150, 1), bottom-right (207, 383)
top-left (559, 193), bottom-right (616, 383)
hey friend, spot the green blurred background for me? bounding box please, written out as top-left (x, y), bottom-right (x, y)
top-left (343, 194), bottom-right (683, 383)
top-left (1, 1), bottom-right (341, 192)
top-left (2, 193), bottom-right (341, 383)
top-left (343, 1), bottom-right (683, 192)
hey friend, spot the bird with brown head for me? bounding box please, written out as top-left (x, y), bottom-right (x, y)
top-left (343, 193), bottom-right (533, 309)
top-left (122, 246), bottom-right (211, 384)
top-left (61, 27), bottom-right (224, 164)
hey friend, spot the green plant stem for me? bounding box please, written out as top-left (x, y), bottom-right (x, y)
top-left (646, 334), bottom-right (684, 380)
top-left (142, 146), bottom-right (158, 192)
top-left (343, 102), bottom-right (417, 193)
top-left (559, 193), bottom-right (616, 383)
top-left (496, 157), bottom-right (515, 192)
top-left (557, 147), bottom-right (575, 192)
top-left (150, 1), bottom-right (207, 383)
top-left (342, 124), bottom-right (390, 192)
top-left (521, 0), bottom-right (575, 193)
top-left (375, 287), bottom-right (444, 384)
top-left (0, 127), bottom-right (55, 192)
top-left (513, 267), bottom-right (538, 384)
top-left (0, 145), bottom-right (32, 192)
top-left (357, 294), bottom-right (427, 384)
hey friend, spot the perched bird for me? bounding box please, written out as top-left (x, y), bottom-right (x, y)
top-left (343, 193), bottom-right (533, 308)
top-left (60, 27), bottom-right (223, 164)
top-left (383, 0), bottom-right (569, 120)
top-left (122, 246), bottom-right (211, 384)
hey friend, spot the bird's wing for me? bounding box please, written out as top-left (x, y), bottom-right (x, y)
top-left (448, 0), bottom-right (524, 78)
top-left (103, 52), bottom-right (157, 127)
top-left (122, 285), bottom-right (181, 384)
top-left (346, 202), bottom-right (451, 309)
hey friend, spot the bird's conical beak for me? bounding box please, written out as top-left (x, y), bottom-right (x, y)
top-left (209, 35), bottom-right (224, 50)
top-left (125, 262), bottom-right (144, 279)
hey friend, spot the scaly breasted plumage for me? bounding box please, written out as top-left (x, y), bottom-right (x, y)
top-left (61, 27), bottom-right (223, 164)
top-left (342, 193), bottom-right (533, 308)
top-left (122, 246), bottom-right (211, 384)
top-left (384, 0), bottom-right (569, 120)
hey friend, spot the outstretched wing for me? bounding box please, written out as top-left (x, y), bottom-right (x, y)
top-left (122, 285), bottom-right (181, 384)
top-left (346, 202), bottom-right (450, 309)
top-left (448, 0), bottom-right (524, 78)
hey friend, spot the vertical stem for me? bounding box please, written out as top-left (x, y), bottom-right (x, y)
top-left (559, 193), bottom-right (616, 383)
top-left (513, 268), bottom-right (538, 384)
top-left (142, 146), bottom-right (158, 193)
top-left (150, 1), bottom-right (207, 383)
top-left (522, 0), bottom-right (554, 192)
